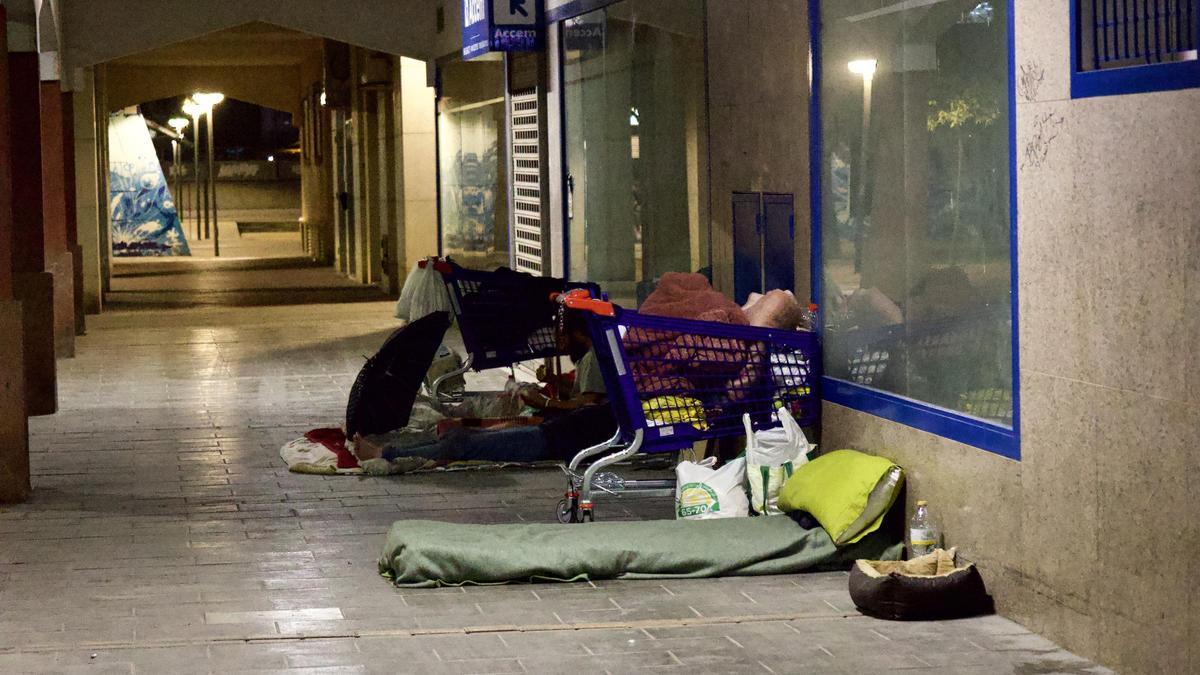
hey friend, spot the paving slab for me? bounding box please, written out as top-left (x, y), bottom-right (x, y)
top-left (0, 282), bottom-right (1111, 673)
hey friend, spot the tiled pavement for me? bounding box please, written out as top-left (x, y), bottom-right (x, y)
top-left (2, 277), bottom-right (1111, 673)
top-left (107, 257), bottom-right (388, 309)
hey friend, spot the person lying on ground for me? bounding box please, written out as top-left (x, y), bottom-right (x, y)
top-left (370, 309), bottom-right (616, 471)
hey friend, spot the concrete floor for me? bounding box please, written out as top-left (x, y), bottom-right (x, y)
top-left (178, 210), bottom-right (306, 260)
top-left (1, 264), bottom-right (1111, 673)
top-left (108, 257), bottom-right (387, 310)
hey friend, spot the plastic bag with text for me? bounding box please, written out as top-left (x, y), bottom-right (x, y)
top-left (675, 456), bottom-right (750, 520)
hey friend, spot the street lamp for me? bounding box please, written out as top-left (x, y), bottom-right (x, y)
top-left (182, 98), bottom-right (204, 241)
top-left (193, 93), bottom-right (225, 256)
top-left (847, 59), bottom-right (876, 273)
top-left (167, 117), bottom-right (189, 236)
top-left (847, 58), bottom-right (877, 79)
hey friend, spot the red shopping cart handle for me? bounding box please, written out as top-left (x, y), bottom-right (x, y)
top-left (551, 289), bottom-right (615, 317)
top-left (416, 257), bottom-right (453, 274)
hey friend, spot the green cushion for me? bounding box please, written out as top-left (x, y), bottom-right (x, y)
top-left (777, 449), bottom-right (904, 546)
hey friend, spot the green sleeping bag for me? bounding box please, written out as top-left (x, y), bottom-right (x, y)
top-left (378, 515), bottom-right (902, 588)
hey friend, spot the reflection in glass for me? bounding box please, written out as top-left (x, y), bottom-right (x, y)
top-left (438, 57), bottom-right (510, 270)
top-left (820, 0), bottom-right (1013, 425)
top-left (561, 0), bottom-right (710, 306)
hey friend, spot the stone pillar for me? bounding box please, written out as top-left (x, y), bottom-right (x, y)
top-left (41, 75), bottom-right (77, 358)
top-left (10, 46), bottom-right (57, 416)
top-left (397, 57), bottom-right (437, 273)
top-left (0, 4), bottom-right (32, 503)
top-left (72, 67), bottom-right (103, 315)
top-left (95, 65), bottom-right (111, 297)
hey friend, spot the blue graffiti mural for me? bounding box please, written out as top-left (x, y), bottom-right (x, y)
top-left (108, 113), bottom-right (191, 257)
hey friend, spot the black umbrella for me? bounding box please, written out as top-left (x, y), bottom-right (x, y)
top-left (345, 311), bottom-right (452, 438)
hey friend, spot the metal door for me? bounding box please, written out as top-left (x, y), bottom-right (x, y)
top-left (762, 193), bottom-right (795, 294)
top-left (732, 192), bottom-right (761, 305)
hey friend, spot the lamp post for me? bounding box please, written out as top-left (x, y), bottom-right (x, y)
top-left (847, 59), bottom-right (876, 274)
top-left (182, 98), bottom-right (204, 241)
top-left (167, 117), bottom-right (189, 234)
top-left (193, 93), bottom-right (225, 256)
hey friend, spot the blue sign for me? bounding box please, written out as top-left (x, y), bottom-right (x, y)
top-left (462, 0), bottom-right (544, 60)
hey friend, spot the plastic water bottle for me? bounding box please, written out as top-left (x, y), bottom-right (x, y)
top-left (908, 500), bottom-right (939, 558)
top-left (802, 303), bottom-right (819, 331)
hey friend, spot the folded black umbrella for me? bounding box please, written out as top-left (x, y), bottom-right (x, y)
top-left (346, 311), bottom-right (452, 439)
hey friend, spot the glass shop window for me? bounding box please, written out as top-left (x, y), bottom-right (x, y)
top-left (561, 0), bottom-right (710, 307)
top-left (438, 56), bottom-right (511, 270)
top-left (818, 0), bottom-right (1015, 427)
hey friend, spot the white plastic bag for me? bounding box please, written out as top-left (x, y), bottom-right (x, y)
top-left (395, 264), bottom-right (421, 320)
top-left (744, 407), bottom-right (814, 516)
top-left (449, 377), bottom-right (525, 419)
top-left (675, 456), bottom-right (750, 520)
top-left (396, 264), bottom-right (452, 322)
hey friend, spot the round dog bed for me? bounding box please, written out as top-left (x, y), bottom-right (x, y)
top-left (848, 548), bottom-right (993, 621)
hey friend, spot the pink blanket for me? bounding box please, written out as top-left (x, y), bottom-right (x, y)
top-left (639, 273), bottom-right (749, 325)
top-left (632, 274), bottom-right (754, 399)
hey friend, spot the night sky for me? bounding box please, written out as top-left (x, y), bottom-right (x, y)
top-left (140, 96), bottom-right (300, 163)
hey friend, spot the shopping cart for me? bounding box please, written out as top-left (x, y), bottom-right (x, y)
top-left (828, 309), bottom-right (1013, 425)
top-left (425, 259), bottom-right (602, 403)
top-left (553, 290), bottom-right (821, 522)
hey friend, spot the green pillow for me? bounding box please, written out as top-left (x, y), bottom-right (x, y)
top-left (777, 449), bottom-right (904, 546)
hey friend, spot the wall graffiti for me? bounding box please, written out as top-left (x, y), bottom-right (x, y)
top-left (108, 112), bottom-right (191, 257)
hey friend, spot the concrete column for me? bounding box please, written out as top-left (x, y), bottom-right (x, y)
top-left (315, 107), bottom-right (335, 264)
top-left (62, 86), bottom-right (85, 335)
top-left (362, 88), bottom-right (382, 285)
top-left (350, 81), bottom-right (368, 282)
top-left (397, 57), bottom-right (437, 272)
top-left (0, 6), bottom-right (13, 300)
top-left (72, 68), bottom-right (103, 315)
top-left (10, 42), bottom-right (57, 416)
top-left (377, 86), bottom-right (400, 294)
top-left (95, 65), bottom-right (111, 296)
top-left (40, 79), bottom-right (77, 358)
top-left (0, 4), bottom-right (31, 504)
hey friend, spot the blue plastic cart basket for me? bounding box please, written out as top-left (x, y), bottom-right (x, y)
top-left (554, 290), bottom-right (821, 522)
top-left (426, 259), bottom-right (601, 402)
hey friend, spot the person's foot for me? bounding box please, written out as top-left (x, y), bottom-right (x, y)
top-left (360, 457), bottom-right (431, 475)
top-left (352, 433), bottom-right (383, 461)
top-left (391, 456), bottom-right (432, 474)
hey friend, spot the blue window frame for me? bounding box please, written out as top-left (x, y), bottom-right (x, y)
top-left (809, 0), bottom-right (1021, 460)
top-left (1071, 0), bottom-right (1200, 98)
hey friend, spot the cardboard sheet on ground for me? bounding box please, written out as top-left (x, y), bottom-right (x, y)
top-left (378, 515), bottom-right (902, 588)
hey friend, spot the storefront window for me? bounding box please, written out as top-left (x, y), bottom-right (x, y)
top-left (819, 1), bottom-right (1014, 427)
top-left (438, 56), bottom-right (510, 270)
top-left (561, 0), bottom-right (709, 306)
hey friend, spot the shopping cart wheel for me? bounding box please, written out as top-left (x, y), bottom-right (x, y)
top-left (556, 498), bottom-right (579, 524)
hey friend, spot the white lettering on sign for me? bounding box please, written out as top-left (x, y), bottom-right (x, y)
top-left (493, 28), bottom-right (537, 39)
top-left (464, 0), bottom-right (487, 26)
top-left (493, 0), bottom-right (536, 25)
